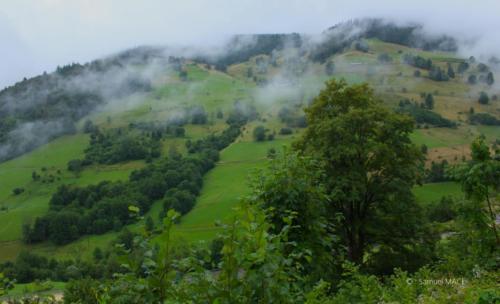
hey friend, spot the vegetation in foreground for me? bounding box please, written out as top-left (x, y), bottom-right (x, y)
top-left (1, 80), bottom-right (498, 303)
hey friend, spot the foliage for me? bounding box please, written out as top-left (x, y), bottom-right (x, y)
top-left (486, 72), bottom-right (495, 85)
top-left (325, 61), bottom-right (335, 76)
top-left (278, 107), bottom-right (307, 128)
top-left (457, 61), bottom-right (469, 73)
top-left (253, 125), bottom-right (267, 141)
top-left (397, 99), bottom-right (456, 128)
top-left (203, 33), bottom-right (302, 71)
top-left (311, 18), bottom-right (456, 62)
top-left (424, 93), bottom-right (434, 109)
top-left (403, 54), bottom-right (433, 70)
top-left (82, 128), bottom-right (161, 165)
top-left (354, 40), bottom-right (369, 52)
top-left (0, 272), bottom-right (13, 296)
top-left (449, 136), bottom-right (500, 246)
top-left (428, 66), bottom-right (449, 81)
top-left (0, 51), bottom-right (155, 162)
top-left (279, 127), bottom-right (293, 135)
top-left (426, 196), bottom-right (457, 222)
top-left (23, 119), bottom-right (243, 244)
top-left (377, 53), bottom-right (392, 63)
top-left (294, 79), bottom-right (427, 269)
top-left (478, 92), bottom-right (490, 105)
top-left (468, 74), bottom-right (477, 85)
top-left (469, 113), bottom-right (500, 126)
top-left (425, 160), bottom-right (451, 183)
top-left (249, 151), bottom-right (338, 282)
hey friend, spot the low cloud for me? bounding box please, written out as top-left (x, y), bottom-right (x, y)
top-left (1, 0), bottom-right (500, 89)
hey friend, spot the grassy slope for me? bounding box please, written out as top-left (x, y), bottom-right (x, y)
top-left (168, 137), bottom-right (294, 243)
top-left (414, 182), bottom-right (462, 205)
top-left (0, 64), bottom-right (256, 261)
top-left (1, 281), bottom-right (65, 300)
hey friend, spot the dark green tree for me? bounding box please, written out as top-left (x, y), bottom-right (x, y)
top-left (478, 92), bottom-right (489, 105)
top-left (294, 79), bottom-right (424, 264)
top-left (447, 63), bottom-right (455, 78)
top-left (425, 93), bottom-right (434, 109)
top-left (457, 61), bottom-right (469, 73)
top-left (325, 61), bottom-right (335, 76)
top-left (249, 151), bottom-right (336, 281)
top-left (451, 136), bottom-right (500, 245)
top-left (145, 215), bottom-right (154, 232)
top-left (253, 125), bottom-right (266, 142)
top-left (468, 74), bottom-right (477, 85)
top-left (486, 72), bottom-right (495, 86)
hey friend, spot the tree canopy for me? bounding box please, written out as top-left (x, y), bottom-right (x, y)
top-left (294, 79), bottom-right (425, 265)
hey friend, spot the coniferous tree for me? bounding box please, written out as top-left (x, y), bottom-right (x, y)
top-left (425, 93), bottom-right (434, 109)
top-left (447, 63), bottom-right (455, 78)
top-left (478, 91), bottom-right (489, 105)
top-left (468, 74), bottom-right (477, 85)
top-left (486, 72), bottom-right (495, 86)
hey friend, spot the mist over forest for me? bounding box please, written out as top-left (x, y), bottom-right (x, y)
top-left (0, 18), bottom-right (476, 161)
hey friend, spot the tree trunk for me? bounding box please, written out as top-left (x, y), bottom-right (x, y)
top-left (346, 221), bottom-right (365, 264)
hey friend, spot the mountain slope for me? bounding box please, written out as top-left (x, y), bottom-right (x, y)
top-left (0, 21), bottom-right (499, 262)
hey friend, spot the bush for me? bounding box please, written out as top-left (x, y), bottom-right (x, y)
top-left (478, 92), bottom-right (489, 105)
top-left (403, 54), bottom-right (432, 70)
top-left (427, 196), bottom-right (457, 222)
top-left (377, 53), bottom-right (392, 63)
top-left (469, 113), bottom-right (500, 125)
top-left (253, 125), bottom-right (266, 141)
top-left (428, 66), bottom-right (449, 81)
top-left (12, 188), bottom-right (25, 195)
top-left (190, 106), bottom-right (208, 124)
top-left (279, 127), bottom-right (293, 135)
top-left (174, 127), bottom-right (185, 137)
top-left (67, 159), bottom-right (83, 172)
top-left (397, 101), bottom-right (456, 128)
top-left (354, 40), bottom-right (369, 52)
top-left (468, 74), bottom-right (477, 85)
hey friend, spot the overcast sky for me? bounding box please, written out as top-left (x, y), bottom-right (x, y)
top-left (1, 0), bottom-right (499, 89)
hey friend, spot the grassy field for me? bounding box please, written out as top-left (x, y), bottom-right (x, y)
top-left (413, 182), bottom-right (462, 205)
top-left (166, 137), bottom-right (294, 243)
top-left (1, 281), bottom-right (65, 300)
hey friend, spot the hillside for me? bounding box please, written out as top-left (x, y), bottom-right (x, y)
top-left (0, 19), bottom-right (499, 302)
top-left (1, 29), bottom-right (499, 261)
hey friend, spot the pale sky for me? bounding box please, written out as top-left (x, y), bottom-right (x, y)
top-left (1, 0), bottom-right (499, 89)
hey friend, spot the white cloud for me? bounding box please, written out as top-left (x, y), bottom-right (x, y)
top-left (1, 0), bottom-right (499, 89)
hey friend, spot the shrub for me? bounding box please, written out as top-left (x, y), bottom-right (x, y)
top-left (12, 188), bottom-right (25, 195)
top-left (478, 92), bottom-right (489, 105)
top-left (427, 196), bottom-right (457, 222)
top-left (279, 127), bottom-right (293, 135)
top-left (469, 113), bottom-right (500, 125)
top-left (253, 125), bottom-right (266, 141)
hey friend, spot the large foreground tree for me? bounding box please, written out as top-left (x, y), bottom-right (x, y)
top-left (294, 79), bottom-right (425, 265)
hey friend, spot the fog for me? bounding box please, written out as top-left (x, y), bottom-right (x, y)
top-left (1, 0), bottom-right (500, 89)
